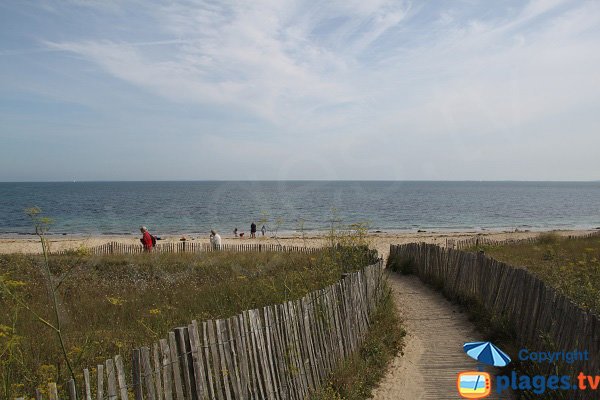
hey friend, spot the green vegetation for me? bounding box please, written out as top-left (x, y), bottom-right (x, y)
top-left (311, 286), bottom-right (405, 400)
top-left (465, 233), bottom-right (600, 399)
top-left (0, 247), bottom-right (375, 398)
top-left (471, 233), bottom-right (600, 313)
top-left (387, 255), bottom-right (414, 275)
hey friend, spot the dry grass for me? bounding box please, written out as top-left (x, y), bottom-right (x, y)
top-left (0, 247), bottom-right (374, 398)
top-left (473, 233), bottom-right (600, 313)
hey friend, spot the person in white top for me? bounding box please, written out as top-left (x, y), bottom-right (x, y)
top-left (210, 229), bottom-right (222, 248)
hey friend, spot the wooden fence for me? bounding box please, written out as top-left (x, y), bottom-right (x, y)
top-left (390, 243), bottom-right (599, 400)
top-left (446, 229), bottom-right (600, 250)
top-left (52, 242), bottom-right (323, 256)
top-left (24, 260), bottom-right (386, 400)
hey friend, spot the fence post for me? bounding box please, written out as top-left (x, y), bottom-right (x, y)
top-left (68, 379), bottom-right (77, 400)
top-left (48, 383), bottom-right (59, 400)
top-left (83, 369), bottom-right (92, 400)
top-left (132, 349), bottom-right (144, 400)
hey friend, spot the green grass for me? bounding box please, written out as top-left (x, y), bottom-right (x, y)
top-left (0, 247), bottom-right (374, 398)
top-left (311, 285), bottom-right (405, 400)
top-left (471, 233), bottom-right (600, 313)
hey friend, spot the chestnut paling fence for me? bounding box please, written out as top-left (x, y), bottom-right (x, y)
top-left (21, 260), bottom-right (386, 400)
top-left (390, 243), bottom-right (599, 400)
top-left (445, 230), bottom-right (600, 250)
top-left (51, 242), bottom-right (322, 256)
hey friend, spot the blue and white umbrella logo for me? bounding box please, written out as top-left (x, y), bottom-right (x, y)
top-left (463, 341), bottom-right (511, 367)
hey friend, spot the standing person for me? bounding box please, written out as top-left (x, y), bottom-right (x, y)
top-left (210, 229), bottom-right (222, 249)
top-left (261, 225), bottom-right (266, 237)
top-left (233, 228), bottom-right (238, 237)
top-left (140, 226), bottom-right (153, 252)
top-left (250, 222), bottom-right (257, 238)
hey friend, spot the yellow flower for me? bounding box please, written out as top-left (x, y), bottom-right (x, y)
top-left (0, 324), bottom-right (12, 337)
top-left (149, 308), bottom-right (161, 315)
top-left (106, 296), bottom-right (125, 306)
top-left (4, 279), bottom-right (27, 288)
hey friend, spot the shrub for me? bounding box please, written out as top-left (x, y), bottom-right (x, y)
top-left (537, 232), bottom-right (560, 245)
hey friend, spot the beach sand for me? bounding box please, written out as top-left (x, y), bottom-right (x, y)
top-left (1, 229), bottom-right (595, 257)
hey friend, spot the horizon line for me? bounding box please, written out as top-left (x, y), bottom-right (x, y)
top-left (1, 179), bottom-right (599, 183)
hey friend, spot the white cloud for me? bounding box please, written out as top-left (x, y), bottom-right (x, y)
top-left (4, 0), bottom-right (599, 179)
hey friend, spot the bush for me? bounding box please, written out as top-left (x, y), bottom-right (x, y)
top-left (537, 232), bottom-right (560, 245)
top-left (387, 256), bottom-right (414, 275)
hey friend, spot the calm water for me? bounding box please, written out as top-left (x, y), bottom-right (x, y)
top-left (0, 181), bottom-right (599, 236)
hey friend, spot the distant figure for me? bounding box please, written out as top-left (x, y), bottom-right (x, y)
top-left (140, 226), bottom-right (154, 251)
top-left (233, 228), bottom-right (238, 237)
top-left (250, 222), bottom-right (257, 238)
top-left (210, 229), bottom-right (222, 248)
top-left (261, 225), bottom-right (266, 236)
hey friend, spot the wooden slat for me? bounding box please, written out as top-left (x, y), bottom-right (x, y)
top-left (132, 349), bottom-right (144, 400)
top-left (67, 379), bottom-right (77, 400)
top-left (168, 331), bottom-right (184, 400)
top-left (159, 339), bottom-right (174, 400)
top-left (188, 320), bottom-right (207, 400)
top-left (206, 320), bottom-right (225, 400)
top-left (233, 315), bottom-right (251, 399)
top-left (175, 327), bottom-right (196, 400)
top-left (83, 368), bottom-right (92, 400)
top-left (48, 383), bottom-right (59, 400)
top-left (152, 343), bottom-right (163, 399)
top-left (114, 355), bottom-right (128, 400)
top-left (215, 320), bottom-right (232, 400)
top-left (106, 359), bottom-right (118, 400)
top-left (97, 364), bottom-right (104, 400)
top-left (140, 347), bottom-right (156, 400)
top-left (225, 318), bottom-right (243, 399)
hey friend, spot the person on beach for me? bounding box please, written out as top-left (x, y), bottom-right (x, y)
top-left (250, 222), bottom-right (257, 238)
top-left (210, 229), bottom-right (222, 248)
top-left (261, 225), bottom-right (266, 236)
top-left (233, 228), bottom-right (238, 237)
top-left (140, 226), bottom-right (153, 251)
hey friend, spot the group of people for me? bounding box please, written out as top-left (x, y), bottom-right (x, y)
top-left (140, 222), bottom-right (268, 251)
top-left (233, 222), bottom-right (267, 238)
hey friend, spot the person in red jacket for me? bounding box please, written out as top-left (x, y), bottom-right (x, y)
top-left (140, 226), bottom-right (153, 251)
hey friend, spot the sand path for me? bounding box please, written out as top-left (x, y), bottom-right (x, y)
top-left (371, 273), bottom-right (513, 399)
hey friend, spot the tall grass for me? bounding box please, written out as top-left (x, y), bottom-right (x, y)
top-left (473, 233), bottom-right (600, 313)
top-left (0, 247), bottom-right (374, 398)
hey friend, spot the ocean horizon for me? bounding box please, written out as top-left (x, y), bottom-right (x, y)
top-left (1, 181), bottom-right (599, 236)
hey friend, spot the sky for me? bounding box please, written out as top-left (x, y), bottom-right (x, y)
top-left (1, 0), bottom-right (599, 181)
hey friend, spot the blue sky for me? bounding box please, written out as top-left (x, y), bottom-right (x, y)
top-left (1, 0), bottom-right (599, 181)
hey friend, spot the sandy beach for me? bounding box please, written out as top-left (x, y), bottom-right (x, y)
top-left (1, 229), bottom-right (596, 258)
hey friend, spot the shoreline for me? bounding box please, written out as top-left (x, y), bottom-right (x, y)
top-left (1, 228), bottom-right (596, 258)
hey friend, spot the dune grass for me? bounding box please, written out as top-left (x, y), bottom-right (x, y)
top-left (471, 232), bottom-right (600, 313)
top-left (0, 246), bottom-right (375, 398)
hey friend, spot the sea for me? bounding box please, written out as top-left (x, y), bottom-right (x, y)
top-left (0, 181), bottom-right (599, 236)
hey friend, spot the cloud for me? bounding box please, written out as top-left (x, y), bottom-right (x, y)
top-left (2, 0), bottom-right (600, 180)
